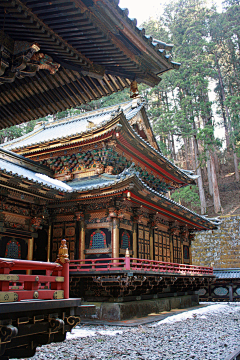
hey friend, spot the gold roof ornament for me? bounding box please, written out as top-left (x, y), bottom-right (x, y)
top-left (130, 80), bottom-right (139, 99)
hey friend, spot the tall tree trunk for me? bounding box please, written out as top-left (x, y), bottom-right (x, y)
top-left (214, 52), bottom-right (231, 148)
top-left (171, 133), bottom-right (176, 160)
top-left (183, 137), bottom-right (190, 169)
top-left (233, 143), bottom-right (240, 182)
top-left (192, 130), bottom-right (207, 214)
top-left (190, 138), bottom-right (195, 171)
top-left (207, 151), bottom-right (213, 196)
top-left (214, 152), bottom-right (220, 175)
top-left (210, 152), bottom-right (222, 213)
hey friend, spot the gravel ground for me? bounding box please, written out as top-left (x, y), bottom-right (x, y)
top-left (25, 303), bottom-right (240, 360)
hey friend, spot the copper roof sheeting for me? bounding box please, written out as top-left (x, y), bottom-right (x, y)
top-left (0, 0), bottom-right (180, 129)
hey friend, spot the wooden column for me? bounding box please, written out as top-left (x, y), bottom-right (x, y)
top-left (189, 233), bottom-right (195, 265)
top-left (27, 237), bottom-right (34, 275)
top-left (133, 222), bottom-right (138, 259)
top-left (189, 241), bottom-right (192, 265)
top-left (47, 224), bottom-right (52, 262)
top-left (181, 239), bottom-right (184, 264)
top-left (80, 219), bottom-right (85, 261)
top-left (112, 217), bottom-right (119, 263)
top-left (150, 226), bottom-right (154, 260)
top-left (170, 233), bottom-right (174, 263)
top-left (75, 211), bottom-right (85, 261)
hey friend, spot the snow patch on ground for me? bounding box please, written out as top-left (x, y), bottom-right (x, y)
top-left (66, 328), bottom-right (123, 340)
top-left (153, 302), bottom-right (240, 325)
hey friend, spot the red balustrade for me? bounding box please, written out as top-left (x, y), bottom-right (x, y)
top-left (0, 257), bottom-right (69, 302)
top-left (69, 257), bottom-right (213, 275)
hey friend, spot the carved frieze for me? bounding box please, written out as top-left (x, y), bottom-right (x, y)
top-left (0, 202), bottom-right (29, 217)
top-left (38, 145), bottom-right (170, 194)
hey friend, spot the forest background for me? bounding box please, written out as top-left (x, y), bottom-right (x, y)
top-left (1, 0), bottom-right (239, 217)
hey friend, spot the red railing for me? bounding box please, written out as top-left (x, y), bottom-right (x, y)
top-left (69, 257), bottom-right (213, 275)
top-left (0, 257), bottom-right (69, 302)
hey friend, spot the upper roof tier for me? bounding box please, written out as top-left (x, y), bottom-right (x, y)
top-left (2, 99), bottom-right (198, 188)
top-left (0, 0), bottom-right (180, 129)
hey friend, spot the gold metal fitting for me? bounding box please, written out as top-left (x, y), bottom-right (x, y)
top-left (33, 291), bottom-right (39, 299)
top-left (125, 248), bottom-right (130, 258)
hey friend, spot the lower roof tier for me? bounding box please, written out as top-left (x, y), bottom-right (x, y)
top-left (0, 148), bottom-right (220, 231)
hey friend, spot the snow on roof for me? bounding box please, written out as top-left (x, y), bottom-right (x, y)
top-left (0, 158), bottom-right (72, 192)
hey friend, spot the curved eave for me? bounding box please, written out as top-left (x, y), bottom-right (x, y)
top-left (0, 161), bottom-right (72, 199)
top-left (62, 172), bottom-right (219, 230)
top-left (0, 173), bottom-right (70, 200)
top-left (98, 0), bottom-right (176, 73)
top-left (116, 115), bottom-right (195, 186)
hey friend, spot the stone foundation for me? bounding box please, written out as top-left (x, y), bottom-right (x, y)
top-left (82, 294), bottom-right (199, 321)
top-left (192, 215), bottom-right (240, 268)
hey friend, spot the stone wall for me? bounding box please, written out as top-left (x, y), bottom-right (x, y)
top-left (192, 215), bottom-right (240, 268)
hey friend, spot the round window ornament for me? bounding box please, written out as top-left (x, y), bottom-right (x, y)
top-left (235, 288), bottom-right (240, 296)
top-left (196, 288), bottom-right (206, 296)
top-left (213, 287), bottom-right (228, 296)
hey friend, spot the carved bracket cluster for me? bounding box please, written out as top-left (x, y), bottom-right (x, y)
top-left (0, 30), bottom-right (60, 85)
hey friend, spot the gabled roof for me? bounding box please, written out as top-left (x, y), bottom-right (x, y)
top-left (0, 0), bottom-right (180, 128)
top-left (1, 100), bottom-right (197, 187)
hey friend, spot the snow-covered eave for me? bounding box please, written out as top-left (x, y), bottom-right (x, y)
top-left (0, 166), bottom-right (73, 194)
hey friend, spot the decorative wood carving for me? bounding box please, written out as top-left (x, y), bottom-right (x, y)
top-left (0, 31), bottom-right (60, 85)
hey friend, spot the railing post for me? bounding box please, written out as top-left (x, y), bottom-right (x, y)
top-left (56, 239), bottom-right (70, 299)
top-left (125, 248), bottom-right (130, 270)
top-left (133, 222), bottom-right (138, 263)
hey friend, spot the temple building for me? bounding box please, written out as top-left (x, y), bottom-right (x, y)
top-left (0, 99), bottom-right (219, 305)
top-left (0, 0), bottom-right (220, 321)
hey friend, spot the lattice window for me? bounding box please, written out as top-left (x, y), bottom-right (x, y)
top-left (5, 239), bottom-right (21, 259)
top-left (90, 230), bottom-right (106, 249)
top-left (173, 235), bottom-right (181, 263)
top-left (154, 230), bottom-right (171, 262)
top-left (138, 225), bottom-right (150, 260)
top-left (121, 231), bottom-right (130, 249)
top-left (183, 245), bottom-right (189, 260)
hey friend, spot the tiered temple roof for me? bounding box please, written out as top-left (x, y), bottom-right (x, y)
top-left (1, 100), bottom-right (220, 230)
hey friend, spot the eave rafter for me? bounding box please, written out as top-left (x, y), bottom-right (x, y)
top-left (0, 0), bottom-right (105, 79)
top-left (0, 175), bottom-right (71, 200)
top-left (127, 190), bottom-right (209, 231)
